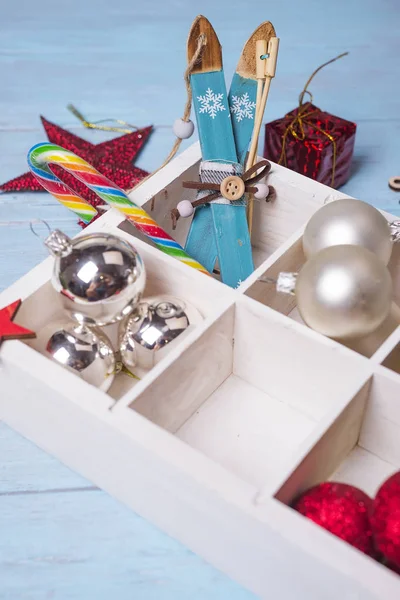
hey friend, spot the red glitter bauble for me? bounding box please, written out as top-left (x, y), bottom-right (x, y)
top-left (293, 482), bottom-right (374, 556)
top-left (371, 472), bottom-right (400, 568)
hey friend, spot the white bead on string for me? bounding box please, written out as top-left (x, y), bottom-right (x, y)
top-left (173, 118), bottom-right (195, 139)
top-left (176, 200), bottom-right (194, 218)
top-left (254, 183), bottom-right (270, 200)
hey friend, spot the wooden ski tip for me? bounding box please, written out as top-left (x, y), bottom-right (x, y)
top-left (236, 21), bottom-right (276, 80)
top-left (187, 15), bottom-right (222, 74)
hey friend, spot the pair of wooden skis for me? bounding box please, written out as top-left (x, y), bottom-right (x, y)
top-left (185, 16), bottom-right (277, 288)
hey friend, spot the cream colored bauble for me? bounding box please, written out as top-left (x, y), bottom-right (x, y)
top-left (303, 199), bottom-right (392, 264)
top-left (296, 245), bottom-right (393, 339)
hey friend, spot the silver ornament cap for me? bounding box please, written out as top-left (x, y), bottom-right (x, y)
top-left (119, 295), bottom-right (201, 370)
top-left (45, 230), bottom-right (146, 327)
top-left (45, 230), bottom-right (73, 257)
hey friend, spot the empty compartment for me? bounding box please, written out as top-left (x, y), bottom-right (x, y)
top-left (276, 367), bottom-right (400, 504)
top-left (122, 296), bottom-right (370, 488)
top-left (244, 229), bottom-right (400, 358)
top-left (14, 221), bottom-right (232, 401)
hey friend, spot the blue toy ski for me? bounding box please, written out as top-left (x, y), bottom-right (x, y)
top-left (229, 22), bottom-right (275, 164)
top-left (184, 16), bottom-right (253, 288)
top-left (184, 17), bottom-right (275, 288)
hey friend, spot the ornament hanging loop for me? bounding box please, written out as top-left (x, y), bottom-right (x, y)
top-left (298, 51), bottom-right (349, 107)
top-left (67, 104), bottom-right (139, 135)
top-left (298, 89), bottom-right (313, 107)
top-left (29, 219), bottom-right (52, 242)
top-left (258, 276), bottom-right (277, 285)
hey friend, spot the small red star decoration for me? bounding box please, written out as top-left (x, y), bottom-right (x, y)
top-left (0, 116), bottom-right (152, 227)
top-left (0, 300), bottom-right (36, 346)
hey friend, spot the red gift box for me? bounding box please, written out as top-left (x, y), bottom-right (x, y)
top-left (263, 102), bottom-right (356, 189)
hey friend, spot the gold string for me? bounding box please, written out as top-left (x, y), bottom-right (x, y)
top-left (114, 361), bottom-right (140, 380)
top-left (298, 52), bottom-right (349, 106)
top-left (126, 33), bottom-right (207, 193)
top-left (67, 104), bottom-right (140, 134)
top-left (67, 35), bottom-right (207, 197)
top-left (278, 52), bottom-right (348, 188)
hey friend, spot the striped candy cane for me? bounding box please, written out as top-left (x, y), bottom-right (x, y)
top-left (28, 143), bottom-right (209, 275)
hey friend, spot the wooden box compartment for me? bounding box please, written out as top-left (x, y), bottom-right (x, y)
top-left (118, 296), bottom-right (371, 490)
top-left (1, 143), bottom-right (400, 599)
top-left (10, 212), bottom-right (235, 403)
top-left (242, 226), bottom-right (400, 358)
top-left (276, 366), bottom-right (400, 503)
top-left (271, 365), bottom-right (400, 597)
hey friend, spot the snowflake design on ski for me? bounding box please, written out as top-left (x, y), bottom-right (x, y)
top-left (197, 88), bottom-right (226, 119)
top-left (230, 93), bottom-right (257, 122)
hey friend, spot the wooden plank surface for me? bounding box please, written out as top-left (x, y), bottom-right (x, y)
top-left (0, 0), bottom-right (399, 597)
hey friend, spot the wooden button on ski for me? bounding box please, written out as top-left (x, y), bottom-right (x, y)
top-left (220, 176), bottom-right (245, 200)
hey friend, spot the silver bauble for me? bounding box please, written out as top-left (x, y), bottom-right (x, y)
top-left (45, 230), bottom-right (146, 326)
top-left (38, 321), bottom-right (116, 392)
top-left (119, 295), bottom-right (201, 370)
top-left (296, 245), bottom-right (393, 339)
top-left (303, 199), bottom-right (393, 265)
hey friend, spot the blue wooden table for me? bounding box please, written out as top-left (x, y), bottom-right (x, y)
top-left (0, 1), bottom-right (399, 597)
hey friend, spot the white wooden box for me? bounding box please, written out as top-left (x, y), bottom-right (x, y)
top-left (1, 141), bottom-right (400, 599)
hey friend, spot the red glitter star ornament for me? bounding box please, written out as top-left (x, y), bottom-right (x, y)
top-left (0, 300), bottom-right (36, 345)
top-left (0, 116), bottom-right (152, 226)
